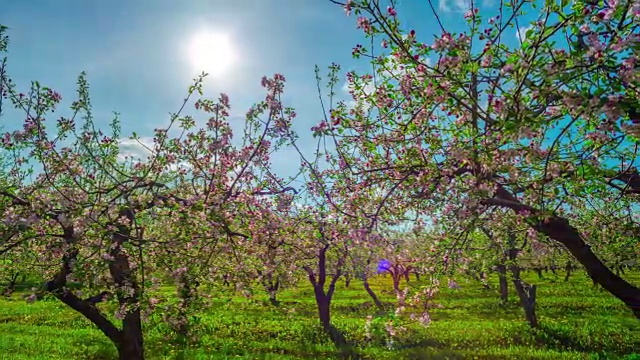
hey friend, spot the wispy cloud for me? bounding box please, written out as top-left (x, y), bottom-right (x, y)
top-left (516, 25), bottom-right (534, 43)
top-left (341, 55), bottom-right (432, 111)
top-left (439, 0), bottom-right (471, 12)
top-left (118, 137), bottom-right (193, 173)
top-left (438, 0), bottom-right (495, 12)
top-left (118, 137), bottom-right (154, 161)
top-left (342, 74), bottom-right (376, 112)
top-left (482, 0), bottom-right (497, 8)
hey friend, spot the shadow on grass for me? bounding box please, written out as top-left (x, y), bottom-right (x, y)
top-left (326, 324), bottom-right (361, 359)
top-left (534, 324), bottom-right (591, 352)
top-left (533, 323), bottom-right (640, 355)
top-left (68, 337), bottom-right (117, 360)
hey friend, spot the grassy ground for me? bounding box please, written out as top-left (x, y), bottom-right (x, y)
top-left (0, 271), bottom-right (639, 359)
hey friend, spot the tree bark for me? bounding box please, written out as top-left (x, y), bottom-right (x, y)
top-left (362, 275), bottom-right (384, 311)
top-left (508, 246), bottom-right (537, 328)
top-left (105, 210), bottom-right (144, 359)
top-left (119, 311), bottom-right (144, 360)
top-left (512, 275), bottom-right (538, 328)
top-left (303, 241), bottom-right (345, 347)
top-left (314, 288), bottom-right (332, 332)
top-left (391, 274), bottom-right (405, 306)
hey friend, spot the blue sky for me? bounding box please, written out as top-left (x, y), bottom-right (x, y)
top-left (1, 0), bottom-right (529, 180)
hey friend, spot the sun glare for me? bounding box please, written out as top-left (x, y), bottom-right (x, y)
top-left (187, 32), bottom-right (236, 77)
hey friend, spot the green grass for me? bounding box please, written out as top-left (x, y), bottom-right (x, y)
top-left (0, 271), bottom-right (639, 359)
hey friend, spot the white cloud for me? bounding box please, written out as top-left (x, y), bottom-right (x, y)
top-left (118, 137), bottom-right (154, 161)
top-left (118, 137), bottom-right (193, 173)
top-left (482, 0), bottom-right (497, 7)
top-left (438, 0), bottom-right (495, 12)
top-left (439, 0), bottom-right (471, 12)
top-left (341, 55), bottom-right (433, 112)
top-left (516, 25), bottom-right (534, 43)
top-left (342, 76), bottom-right (376, 112)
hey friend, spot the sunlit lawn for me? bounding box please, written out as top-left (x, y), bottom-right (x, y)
top-left (0, 271), bottom-right (639, 359)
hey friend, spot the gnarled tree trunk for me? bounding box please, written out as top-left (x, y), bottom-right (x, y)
top-left (486, 191), bottom-right (640, 319)
top-left (508, 246), bottom-right (537, 328)
top-left (303, 242), bottom-right (348, 348)
top-left (536, 216), bottom-right (640, 318)
top-left (362, 273), bottom-right (384, 311)
top-left (46, 218), bottom-right (145, 360)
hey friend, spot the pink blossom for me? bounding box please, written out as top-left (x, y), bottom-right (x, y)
top-left (385, 321), bottom-right (396, 336)
top-left (344, 0), bottom-right (353, 16)
top-left (448, 279), bottom-right (460, 289)
top-left (26, 293), bottom-right (37, 304)
top-left (417, 311), bottom-right (431, 327)
top-left (357, 17), bottom-right (371, 34)
top-left (501, 63), bottom-right (515, 74)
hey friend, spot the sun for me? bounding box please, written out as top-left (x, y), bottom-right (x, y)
top-left (187, 32), bottom-right (236, 77)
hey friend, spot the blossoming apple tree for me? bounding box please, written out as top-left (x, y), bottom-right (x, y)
top-left (323, 0), bottom-right (640, 317)
top-left (0, 23), bottom-right (299, 359)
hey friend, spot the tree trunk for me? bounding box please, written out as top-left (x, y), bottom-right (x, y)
top-left (344, 274), bottom-right (351, 288)
top-left (363, 276), bottom-right (384, 311)
top-left (512, 276), bottom-right (538, 328)
top-left (509, 258), bottom-right (537, 328)
top-left (506, 234), bottom-right (537, 328)
top-left (564, 262), bottom-right (572, 282)
top-left (487, 194), bottom-right (640, 318)
top-left (414, 271), bottom-right (420, 281)
top-left (304, 242), bottom-right (347, 348)
top-left (536, 217), bottom-right (640, 318)
top-left (496, 264), bottom-right (508, 303)
top-left (50, 284), bottom-right (143, 359)
top-left (392, 276), bottom-right (400, 294)
top-left (45, 220), bottom-right (146, 360)
top-left (315, 288), bottom-right (332, 331)
top-left (118, 312), bottom-right (144, 360)
top-left (3, 272), bottom-right (19, 296)
top-left (392, 275), bottom-right (405, 306)
top-left (109, 212), bottom-right (144, 359)
top-left (264, 279), bottom-right (280, 306)
top-left (268, 292), bottom-right (279, 306)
